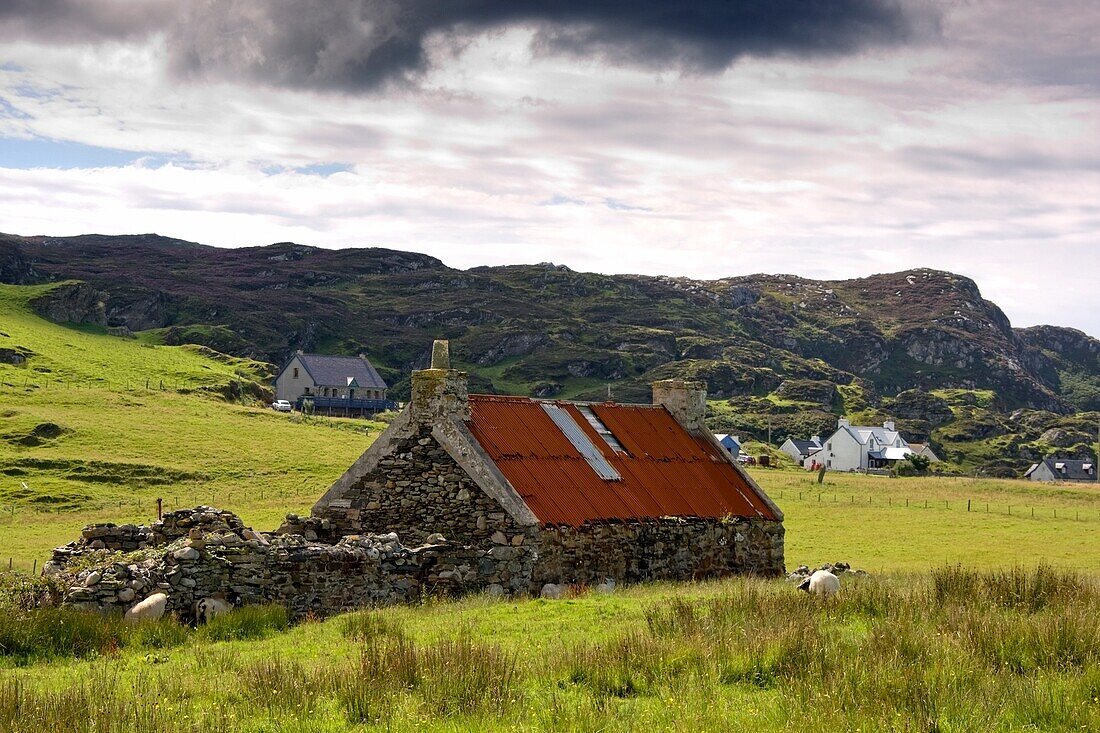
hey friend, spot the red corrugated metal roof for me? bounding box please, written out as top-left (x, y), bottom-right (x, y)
top-left (465, 395), bottom-right (777, 527)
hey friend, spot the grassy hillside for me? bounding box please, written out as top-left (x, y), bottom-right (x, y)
top-left (0, 283), bottom-right (269, 392)
top-left (0, 283), bottom-right (381, 569)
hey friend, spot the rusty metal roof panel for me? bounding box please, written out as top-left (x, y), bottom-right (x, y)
top-left (465, 395), bottom-right (778, 527)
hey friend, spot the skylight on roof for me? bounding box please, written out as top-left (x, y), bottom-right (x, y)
top-left (540, 403), bottom-right (621, 481)
top-left (576, 405), bottom-right (628, 455)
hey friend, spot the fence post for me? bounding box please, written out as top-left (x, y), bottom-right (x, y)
top-left (157, 498), bottom-right (162, 520)
top-left (967, 499), bottom-right (971, 512)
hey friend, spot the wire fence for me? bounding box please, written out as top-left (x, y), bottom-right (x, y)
top-left (0, 375), bottom-right (255, 394)
top-left (774, 489), bottom-right (1100, 522)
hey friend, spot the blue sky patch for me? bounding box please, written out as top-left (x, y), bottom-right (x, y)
top-left (0, 137), bottom-right (149, 169)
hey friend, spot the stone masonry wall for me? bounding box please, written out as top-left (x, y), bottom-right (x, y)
top-left (533, 517), bottom-right (785, 585)
top-left (54, 507), bottom-right (536, 620)
top-left (49, 508), bottom-right (246, 562)
top-left (304, 425), bottom-right (538, 549)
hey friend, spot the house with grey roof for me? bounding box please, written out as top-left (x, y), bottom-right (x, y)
top-left (1024, 458), bottom-right (1096, 483)
top-left (802, 418), bottom-right (914, 471)
top-left (274, 351), bottom-right (391, 414)
top-left (780, 435), bottom-right (822, 464)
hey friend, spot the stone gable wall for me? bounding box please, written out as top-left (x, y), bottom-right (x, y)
top-left (305, 425), bottom-right (537, 548)
top-left (534, 517), bottom-right (784, 585)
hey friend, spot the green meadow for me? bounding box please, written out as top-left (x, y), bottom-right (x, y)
top-left (3, 568), bottom-right (1100, 732)
top-left (2, 281), bottom-right (1100, 731)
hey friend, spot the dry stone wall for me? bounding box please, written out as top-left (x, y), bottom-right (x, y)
top-left (534, 517), bottom-right (784, 585)
top-left (52, 507), bottom-right (535, 620)
top-left (49, 508), bottom-right (245, 560)
top-left (305, 426), bottom-right (538, 549)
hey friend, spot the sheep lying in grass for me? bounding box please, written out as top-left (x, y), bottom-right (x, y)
top-left (124, 592), bottom-right (168, 623)
top-left (194, 595), bottom-right (232, 624)
top-left (798, 569), bottom-right (841, 598)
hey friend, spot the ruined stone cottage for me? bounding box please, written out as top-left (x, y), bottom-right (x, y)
top-left (305, 341), bottom-right (785, 583)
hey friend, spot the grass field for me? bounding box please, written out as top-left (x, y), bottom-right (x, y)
top-left (2, 567), bottom-right (1099, 731)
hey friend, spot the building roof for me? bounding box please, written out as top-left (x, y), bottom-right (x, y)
top-left (788, 438), bottom-right (822, 456)
top-left (464, 395), bottom-right (778, 527)
top-left (714, 433), bottom-right (741, 445)
top-left (868, 446), bottom-right (912, 461)
top-left (844, 425), bottom-right (904, 447)
top-left (1028, 458), bottom-right (1097, 481)
top-left (293, 353), bottom-right (387, 390)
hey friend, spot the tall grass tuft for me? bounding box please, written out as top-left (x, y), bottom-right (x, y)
top-left (929, 564), bottom-right (1093, 611)
top-left (0, 608), bottom-right (124, 661)
top-left (339, 609), bottom-right (405, 642)
top-left (332, 633), bottom-right (521, 724)
top-left (195, 604), bottom-right (289, 642)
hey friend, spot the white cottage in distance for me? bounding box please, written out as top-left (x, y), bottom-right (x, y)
top-left (804, 418), bottom-right (914, 472)
top-left (780, 435), bottom-right (823, 464)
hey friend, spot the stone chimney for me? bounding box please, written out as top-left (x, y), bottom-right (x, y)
top-left (411, 340), bottom-right (468, 423)
top-left (652, 379), bottom-right (706, 432)
top-left (811, 435), bottom-right (821, 444)
top-left (838, 417), bottom-right (850, 428)
top-left (883, 420), bottom-right (896, 431)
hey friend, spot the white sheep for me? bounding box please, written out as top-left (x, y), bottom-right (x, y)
top-left (194, 595), bottom-right (232, 624)
top-left (798, 570), bottom-right (841, 599)
top-left (540, 583), bottom-right (565, 599)
top-left (124, 592), bottom-right (168, 623)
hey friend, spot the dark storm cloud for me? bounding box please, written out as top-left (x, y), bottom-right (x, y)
top-left (0, 0), bottom-right (934, 90)
top-left (0, 0), bottom-right (173, 42)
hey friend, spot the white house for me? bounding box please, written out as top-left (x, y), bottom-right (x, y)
top-left (714, 434), bottom-right (742, 456)
top-left (274, 352), bottom-right (388, 405)
top-left (780, 436), bottom-right (822, 464)
top-left (803, 418), bottom-right (913, 472)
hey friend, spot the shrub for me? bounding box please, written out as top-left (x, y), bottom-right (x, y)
top-left (0, 571), bottom-right (66, 610)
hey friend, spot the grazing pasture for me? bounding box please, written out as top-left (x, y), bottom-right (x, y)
top-left (1, 567), bottom-right (1099, 732)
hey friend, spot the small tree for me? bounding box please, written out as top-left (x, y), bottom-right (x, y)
top-left (895, 454), bottom-right (931, 476)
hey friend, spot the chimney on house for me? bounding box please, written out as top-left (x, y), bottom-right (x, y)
top-left (410, 340), bottom-right (468, 422)
top-left (652, 379), bottom-right (706, 432)
top-left (811, 435), bottom-right (821, 444)
top-left (883, 420), bottom-right (896, 431)
top-left (838, 417), bottom-right (851, 428)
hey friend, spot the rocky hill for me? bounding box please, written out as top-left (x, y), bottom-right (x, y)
top-left (2, 232), bottom-right (1097, 474)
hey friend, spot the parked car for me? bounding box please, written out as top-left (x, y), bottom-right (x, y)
top-left (272, 399), bottom-right (293, 412)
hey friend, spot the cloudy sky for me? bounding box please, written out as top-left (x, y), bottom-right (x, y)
top-left (1, 0), bottom-right (1097, 335)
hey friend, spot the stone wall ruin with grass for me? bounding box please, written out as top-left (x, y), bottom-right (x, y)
top-left (47, 506), bottom-right (535, 621)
